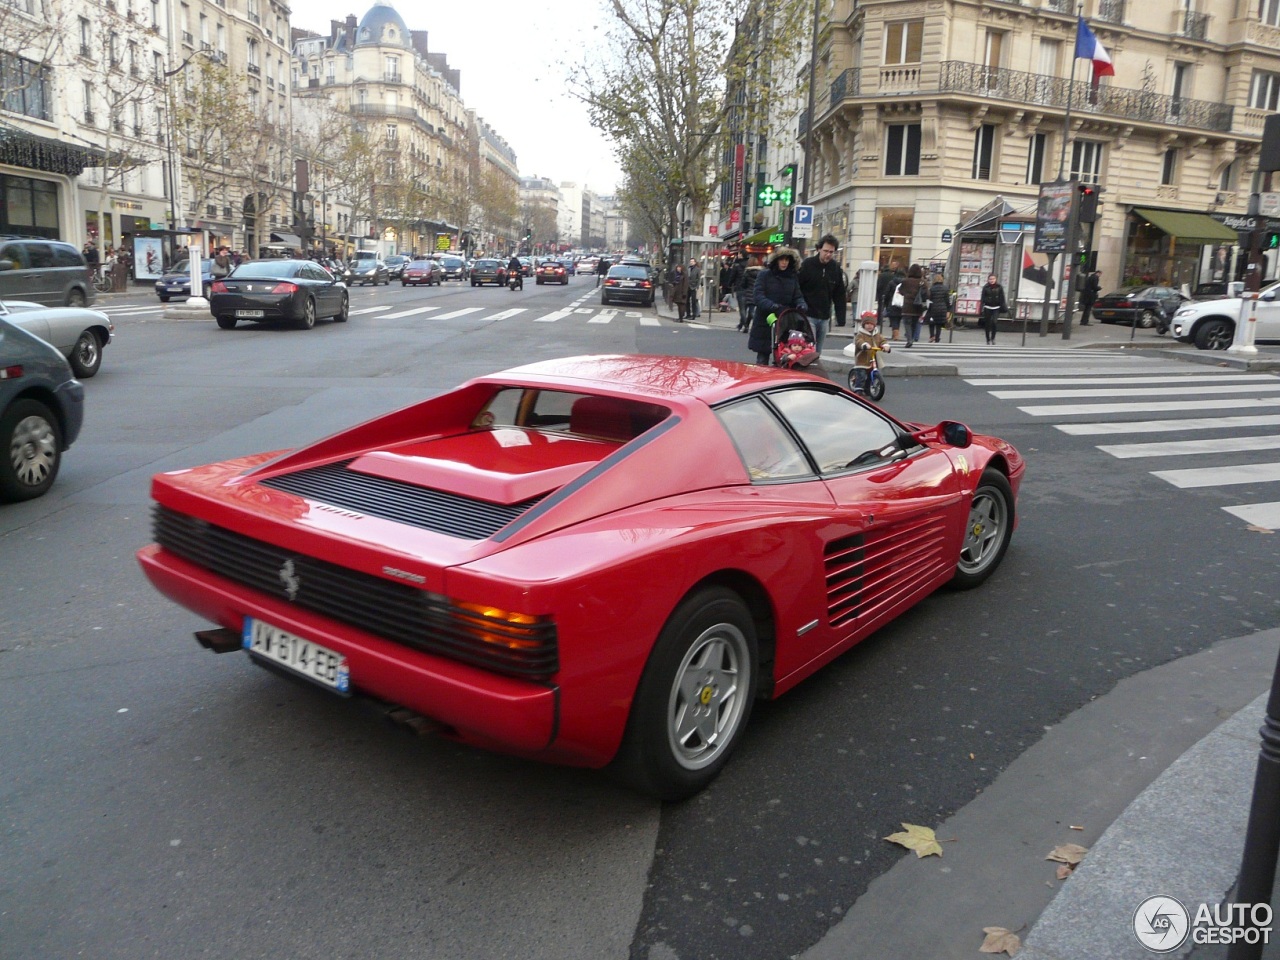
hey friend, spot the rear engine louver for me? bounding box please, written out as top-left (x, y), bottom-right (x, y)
top-left (825, 513), bottom-right (950, 629)
top-left (258, 459), bottom-right (545, 540)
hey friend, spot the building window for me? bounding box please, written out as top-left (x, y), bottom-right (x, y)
top-left (1, 53), bottom-right (51, 120)
top-left (1249, 70), bottom-right (1280, 110)
top-left (151, 0), bottom-right (160, 27)
top-left (972, 125), bottom-right (996, 180)
top-left (1160, 149), bottom-right (1178, 186)
top-left (884, 123), bottom-right (921, 176)
top-left (79, 17), bottom-right (92, 57)
top-left (385, 56), bottom-right (400, 82)
top-left (326, 59), bottom-right (335, 82)
top-left (1220, 159), bottom-right (1237, 192)
top-left (82, 79), bottom-right (94, 123)
top-left (884, 21), bottom-right (923, 65)
top-left (1263, 0), bottom-right (1280, 28)
top-left (153, 51), bottom-right (164, 81)
top-left (1038, 38), bottom-right (1061, 77)
top-left (1071, 140), bottom-right (1103, 184)
top-left (1026, 133), bottom-right (1047, 185)
top-left (386, 123), bottom-right (397, 144)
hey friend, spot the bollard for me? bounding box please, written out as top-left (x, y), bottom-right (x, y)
top-left (1226, 645), bottom-right (1280, 960)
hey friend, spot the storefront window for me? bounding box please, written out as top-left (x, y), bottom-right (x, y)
top-left (1125, 218), bottom-right (1200, 288)
top-left (2, 175), bottom-right (59, 237)
top-left (876, 208), bottom-right (914, 268)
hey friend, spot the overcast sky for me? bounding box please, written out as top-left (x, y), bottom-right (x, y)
top-left (293, 0), bottom-right (622, 194)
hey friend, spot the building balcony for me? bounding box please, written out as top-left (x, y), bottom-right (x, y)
top-left (1096, 0), bottom-right (1125, 24)
top-left (1179, 9), bottom-right (1209, 40)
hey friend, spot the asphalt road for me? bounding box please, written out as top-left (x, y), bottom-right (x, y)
top-left (2, 275), bottom-right (1277, 959)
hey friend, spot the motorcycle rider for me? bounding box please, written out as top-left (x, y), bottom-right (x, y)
top-left (507, 254), bottom-right (523, 290)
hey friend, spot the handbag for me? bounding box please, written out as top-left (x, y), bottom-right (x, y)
top-left (914, 284), bottom-right (928, 310)
top-left (891, 284), bottom-right (904, 308)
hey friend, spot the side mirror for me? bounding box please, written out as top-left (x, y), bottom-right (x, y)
top-left (0, 260), bottom-right (13, 272)
top-left (1263, 291), bottom-right (1277, 302)
top-left (941, 421), bottom-right (972, 448)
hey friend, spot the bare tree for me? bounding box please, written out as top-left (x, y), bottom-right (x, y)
top-left (0, 0), bottom-right (65, 110)
top-left (170, 57), bottom-right (256, 231)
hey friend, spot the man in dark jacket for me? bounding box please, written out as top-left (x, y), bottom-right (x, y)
top-left (1078, 271), bottom-right (1100, 325)
top-left (795, 234), bottom-right (846, 355)
top-left (979, 273), bottom-right (1008, 344)
top-left (749, 246), bottom-right (807, 365)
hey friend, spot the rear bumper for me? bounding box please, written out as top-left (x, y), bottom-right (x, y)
top-left (137, 544), bottom-right (559, 755)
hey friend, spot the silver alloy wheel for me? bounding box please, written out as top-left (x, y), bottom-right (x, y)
top-left (959, 484), bottom-right (1008, 575)
top-left (666, 622), bottom-right (750, 771)
top-left (10, 413), bottom-right (58, 488)
top-left (71, 331), bottom-right (100, 377)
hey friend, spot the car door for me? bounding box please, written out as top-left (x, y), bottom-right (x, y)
top-left (766, 386), bottom-right (967, 671)
top-left (1255, 283), bottom-right (1280, 340)
top-left (0, 242), bottom-right (32, 303)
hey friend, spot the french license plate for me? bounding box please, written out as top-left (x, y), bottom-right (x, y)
top-left (243, 617), bottom-right (350, 694)
top-left (235, 309), bottom-right (265, 318)
top-left (621, 280), bottom-right (637, 287)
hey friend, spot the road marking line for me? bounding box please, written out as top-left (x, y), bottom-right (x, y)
top-left (993, 383), bottom-right (1280, 400)
top-left (639, 316), bottom-right (660, 327)
top-left (574, 308), bottom-right (594, 314)
top-left (478, 308), bottom-right (527, 320)
top-left (968, 374), bottom-right (1275, 386)
top-left (378, 306), bottom-right (440, 319)
top-left (1152, 461), bottom-right (1280, 489)
top-left (1224, 502), bottom-right (1280, 528)
top-left (1099, 435), bottom-right (1280, 458)
top-left (589, 310), bottom-right (616, 324)
top-left (349, 305), bottom-right (392, 316)
top-left (432, 307), bottom-right (484, 320)
top-left (1020, 397), bottom-right (1280, 417)
top-left (1057, 415), bottom-right (1280, 436)
top-left (535, 309), bottom-right (572, 322)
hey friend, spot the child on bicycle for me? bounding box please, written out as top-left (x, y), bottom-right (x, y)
top-left (851, 311), bottom-right (889, 395)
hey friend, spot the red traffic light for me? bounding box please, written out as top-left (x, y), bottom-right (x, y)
top-left (1078, 184), bottom-right (1099, 224)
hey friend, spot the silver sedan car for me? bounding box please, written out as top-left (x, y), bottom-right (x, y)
top-left (0, 299), bottom-right (114, 378)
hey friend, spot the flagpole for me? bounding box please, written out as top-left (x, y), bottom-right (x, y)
top-left (1057, 4), bottom-right (1084, 181)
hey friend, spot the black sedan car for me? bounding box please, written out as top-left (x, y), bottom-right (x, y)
top-left (209, 260), bottom-right (350, 330)
top-left (345, 258), bottom-right (389, 286)
top-left (600, 264), bottom-right (655, 306)
top-left (470, 259), bottom-right (507, 286)
top-left (536, 260), bottom-right (569, 285)
top-left (436, 255), bottom-right (467, 281)
top-left (155, 259), bottom-right (215, 301)
top-left (383, 255), bottom-right (410, 280)
top-left (1092, 285), bottom-right (1188, 328)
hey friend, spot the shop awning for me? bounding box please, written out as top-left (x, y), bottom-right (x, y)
top-left (1133, 208), bottom-right (1238, 244)
top-left (269, 232), bottom-right (303, 247)
top-left (742, 227), bottom-right (780, 246)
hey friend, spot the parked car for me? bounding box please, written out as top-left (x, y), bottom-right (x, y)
top-left (137, 354), bottom-right (1022, 799)
top-left (402, 258), bottom-right (443, 286)
top-left (155, 259), bottom-right (215, 302)
top-left (209, 259), bottom-right (350, 330)
top-left (470, 259), bottom-right (507, 286)
top-left (1171, 282), bottom-right (1280, 350)
top-left (0, 238), bottom-right (94, 307)
top-left (0, 300), bottom-right (114, 378)
top-left (536, 260), bottom-right (569, 285)
top-left (600, 264), bottom-right (656, 306)
top-left (1091, 285), bottom-right (1188, 328)
top-left (0, 312), bottom-right (85, 501)
top-left (436, 255), bottom-right (467, 281)
top-left (344, 257), bottom-right (389, 286)
top-left (383, 255), bottom-right (410, 280)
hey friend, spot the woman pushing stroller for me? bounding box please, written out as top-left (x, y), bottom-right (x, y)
top-left (748, 247), bottom-right (807, 366)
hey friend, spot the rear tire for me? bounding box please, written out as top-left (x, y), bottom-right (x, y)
top-left (216, 315), bottom-right (237, 330)
top-left (66, 289), bottom-right (87, 308)
top-left (296, 298), bottom-right (316, 330)
top-left (1137, 309), bottom-right (1158, 329)
top-left (0, 399), bottom-right (62, 502)
top-left (334, 293), bottom-right (349, 322)
top-left (611, 586), bottom-right (757, 801)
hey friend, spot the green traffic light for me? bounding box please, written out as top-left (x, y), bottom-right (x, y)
top-left (1269, 233), bottom-right (1279, 249)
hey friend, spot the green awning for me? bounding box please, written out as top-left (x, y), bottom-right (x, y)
top-left (1133, 208), bottom-right (1239, 244)
top-left (742, 226), bottom-right (780, 246)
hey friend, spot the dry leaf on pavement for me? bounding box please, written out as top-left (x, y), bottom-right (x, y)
top-left (1046, 843), bottom-right (1088, 865)
top-left (1056, 863), bottom-right (1073, 880)
top-left (883, 822), bottom-right (944, 858)
top-left (979, 926), bottom-right (1022, 955)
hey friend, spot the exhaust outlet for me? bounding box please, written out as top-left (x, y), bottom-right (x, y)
top-left (194, 627), bottom-right (243, 654)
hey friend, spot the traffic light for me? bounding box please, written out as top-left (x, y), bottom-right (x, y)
top-left (1267, 231), bottom-right (1279, 250)
top-left (1078, 184), bottom-right (1099, 223)
top-left (1078, 250), bottom-right (1097, 272)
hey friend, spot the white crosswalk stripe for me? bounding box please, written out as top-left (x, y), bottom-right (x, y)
top-left (478, 308), bottom-right (527, 321)
top-left (965, 358), bottom-right (1280, 528)
top-left (534, 309), bottom-right (573, 322)
top-left (379, 306), bottom-right (439, 319)
top-left (349, 305), bottom-right (391, 316)
top-left (432, 307), bottom-right (483, 320)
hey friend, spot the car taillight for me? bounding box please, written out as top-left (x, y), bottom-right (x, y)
top-left (1117, 300), bottom-right (1131, 307)
top-left (605, 279), bottom-right (618, 286)
top-left (210, 281), bottom-right (228, 294)
top-left (0, 364), bottom-right (23, 380)
top-left (640, 280), bottom-right (652, 288)
top-left (269, 282), bottom-right (298, 294)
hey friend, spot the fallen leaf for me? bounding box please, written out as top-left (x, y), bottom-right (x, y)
top-left (1047, 843), bottom-right (1088, 865)
top-left (1247, 525), bottom-right (1274, 534)
top-left (1056, 863), bottom-right (1073, 880)
top-left (980, 926), bottom-right (1022, 955)
top-left (1069, 825), bottom-right (1084, 831)
top-left (884, 822), bottom-right (944, 858)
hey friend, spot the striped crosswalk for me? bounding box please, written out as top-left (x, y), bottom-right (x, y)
top-left (962, 353), bottom-right (1280, 529)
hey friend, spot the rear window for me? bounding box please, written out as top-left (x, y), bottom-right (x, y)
top-left (608, 265), bottom-right (648, 280)
top-left (53, 245), bottom-right (85, 268)
top-left (230, 261), bottom-right (301, 278)
top-left (476, 388), bottom-right (669, 443)
top-left (474, 259), bottom-right (499, 268)
top-left (26, 243), bottom-right (54, 268)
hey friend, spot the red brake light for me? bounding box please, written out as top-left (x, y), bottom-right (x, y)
top-left (210, 280), bottom-right (228, 294)
top-left (269, 282), bottom-right (298, 294)
top-left (0, 364), bottom-right (23, 381)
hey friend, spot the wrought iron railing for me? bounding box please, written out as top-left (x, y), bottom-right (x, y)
top-left (829, 67), bottom-right (860, 109)
top-left (1183, 9), bottom-right (1209, 39)
top-left (936, 60), bottom-right (1232, 131)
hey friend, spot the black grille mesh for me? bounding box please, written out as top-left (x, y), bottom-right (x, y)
top-left (258, 460), bottom-right (544, 540)
top-left (153, 506), bottom-right (558, 679)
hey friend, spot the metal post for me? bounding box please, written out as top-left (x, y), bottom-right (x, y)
top-left (1039, 253), bottom-right (1057, 338)
top-left (1226, 646), bottom-right (1280, 960)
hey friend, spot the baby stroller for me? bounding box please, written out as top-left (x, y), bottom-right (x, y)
top-left (770, 308), bottom-right (821, 370)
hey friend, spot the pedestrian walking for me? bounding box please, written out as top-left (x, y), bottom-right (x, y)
top-left (730, 254), bottom-right (752, 331)
top-left (1078, 270), bottom-right (1100, 325)
top-left (670, 264), bottom-right (689, 321)
top-left (687, 258), bottom-right (702, 319)
top-left (897, 264), bottom-right (926, 347)
top-left (749, 246), bottom-right (807, 365)
top-left (980, 273), bottom-right (1008, 344)
top-left (796, 233), bottom-right (845, 356)
top-left (877, 258), bottom-right (906, 339)
top-left (213, 247), bottom-right (231, 278)
top-left (926, 273), bottom-right (951, 342)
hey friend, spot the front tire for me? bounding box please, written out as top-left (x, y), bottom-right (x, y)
top-left (66, 289), bottom-right (87, 308)
top-left (296, 298), bottom-right (316, 330)
top-left (868, 372), bottom-right (885, 402)
top-left (69, 331), bottom-right (102, 378)
top-left (1, 399), bottom-right (62, 502)
top-left (952, 469), bottom-right (1014, 589)
top-left (612, 587), bottom-right (757, 801)
top-left (1195, 318), bottom-right (1232, 351)
top-left (1137, 309), bottom-right (1158, 329)
top-left (158, 294), bottom-right (171, 303)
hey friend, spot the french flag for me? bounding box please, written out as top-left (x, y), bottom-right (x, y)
top-left (1075, 18), bottom-right (1114, 79)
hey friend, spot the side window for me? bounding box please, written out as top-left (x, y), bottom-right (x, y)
top-left (26, 243), bottom-right (55, 269)
top-left (0, 244), bottom-right (28, 269)
top-left (716, 396), bottom-right (813, 482)
top-left (768, 388), bottom-right (903, 475)
top-left (53, 245), bottom-right (84, 268)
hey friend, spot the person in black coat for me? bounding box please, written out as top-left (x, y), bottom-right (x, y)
top-left (1078, 271), bottom-right (1100, 325)
top-left (979, 274), bottom-right (1009, 344)
top-left (795, 233), bottom-right (846, 355)
top-left (749, 247), bottom-right (808, 365)
top-left (925, 274), bottom-right (951, 343)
